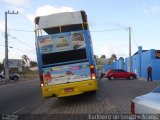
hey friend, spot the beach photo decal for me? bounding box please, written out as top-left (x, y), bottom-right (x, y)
top-left (71, 32), bottom-right (85, 49)
top-left (54, 35), bottom-right (70, 51)
top-left (38, 35), bottom-right (53, 53)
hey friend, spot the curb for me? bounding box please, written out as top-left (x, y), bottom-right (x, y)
top-left (0, 78), bottom-right (38, 85)
top-left (0, 81), bottom-right (11, 85)
top-left (138, 77), bottom-right (160, 81)
top-left (138, 77), bottom-right (147, 81)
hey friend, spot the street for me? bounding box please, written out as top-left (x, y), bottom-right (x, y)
top-left (0, 79), bottom-right (160, 120)
top-left (0, 79), bottom-right (42, 114)
top-left (33, 79), bottom-right (160, 114)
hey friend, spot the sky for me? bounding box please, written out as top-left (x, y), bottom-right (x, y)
top-left (0, 0), bottom-right (160, 62)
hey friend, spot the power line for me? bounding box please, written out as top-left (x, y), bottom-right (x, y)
top-left (9, 50), bottom-right (36, 59)
top-left (3, 27), bottom-right (138, 49)
top-left (7, 27), bottom-right (131, 34)
top-left (0, 38), bottom-right (36, 53)
top-left (131, 28), bottom-right (138, 47)
top-left (90, 27), bottom-right (139, 47)
top-left (8, 41), bottom-right (36, 53)
top-left (10, 47), bottom-right (35, 55)
top-left (9, 45), bottom-right (35, 54)
top-left (8, 34), bottom-right (34, 49)
top-left (0, 44), bottom-right (35, 55)
top-left (0, 45), bottom-right (36, 60)
top-left (8, 29), bottom-right (34, 32)
top-left (91, 27), bottom-right (128, 32)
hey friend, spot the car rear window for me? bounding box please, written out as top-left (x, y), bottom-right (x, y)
top-left (152, 87), bottom-right (160, 93)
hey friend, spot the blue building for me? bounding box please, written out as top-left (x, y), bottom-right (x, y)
top-left (103, 46), bottom-right (160, 80)
top-left (103, 59), bottom-right (124, 72)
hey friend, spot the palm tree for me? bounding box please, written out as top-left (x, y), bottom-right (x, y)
top-left (118, 57), bottom-right (124, 61)
top-left (94, 55), bottom-right (98, 59)
top-left (100, 55), bottom-right (106, 59)
top-left (108, 54), bottom-right (117, 64)
top-left (30, 61), bottom-right (37, 67)
top-left (22, 55), bottom-right (30, 67)
top-left (111, 54), bottom-right (117, 61)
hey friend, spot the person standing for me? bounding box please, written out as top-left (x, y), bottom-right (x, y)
top-left (147, 65), bottom-right (152, 82)
top-left (100, 69), bottom-right (104, 79)
top-left (98, 69), bottom-right (103, 80)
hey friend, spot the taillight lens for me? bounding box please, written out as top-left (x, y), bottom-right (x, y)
top-left (39, 73), bottom-right (44, 87)
top-left (91, 74), bottom-right (96, 79)
top-left (90, 65), bottom-right (95, 79)
top-left (131, 101), bottom-right (135, 115)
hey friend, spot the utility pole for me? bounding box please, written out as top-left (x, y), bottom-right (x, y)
top-left (128, 27), bottom-right (132, 72)
top-left (4, 11), bottom-right (18, 82)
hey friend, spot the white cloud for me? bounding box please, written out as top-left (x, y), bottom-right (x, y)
top-left (95, 46), bottom-right (117, 58)
top-left (151, 5), bottom-right (160, 12)
top-left (4, 5), bottom-right (24, 13)
top-left (35, 5), bottom-right (74, 16)
top-left (26, 5), bottom-right (75, 22)
top-left (2, 0), bottom-right (29, 7)
top-left (144, 5), bottom-right (160, 15)
top-left (94, 42), bottom-right (128, 59)
top-left (0, 21), bottom-right (5, 32)
top-left (144, 8), bottom-right (149, 15)
top-left (2, 0), bottom-right (30, 13)
top-left (27, 14), bottom-right (35, 22)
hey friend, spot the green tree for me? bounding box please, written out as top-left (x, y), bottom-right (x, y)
top-left (100, 55), bottom-right (106, 59)
top-left (22, 55), bottom-right (30, 67)
top-left (111, 54), bottom-right (117, 61)
top-left (94, 55), bottom-right (98, 59)
top-left (30, 61), bottom-right (37, 67)
top-left (108, 54), bottom-right (117, 64)
top-left (118, 57), bottom-right (124, 61)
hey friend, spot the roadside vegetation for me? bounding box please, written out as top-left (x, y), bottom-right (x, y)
top-left (0, 54), bottom-right (38, 80)
top-left (19, 70), bottom-right (38, 79)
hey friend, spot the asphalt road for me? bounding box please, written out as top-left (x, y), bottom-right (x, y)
top-left (21, 79), bottom-right (160, 120)
top-left (0, 78), bottom-right (160, 120)
top-left (0, 79), bottom-right (42, 114)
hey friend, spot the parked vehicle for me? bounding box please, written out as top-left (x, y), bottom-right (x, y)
top-left (104, 69), bottom-right (137, 80)
top-left (0, 72), bottom-right (4, 82)
top-left (0, 71), bottom-right (20, 81)
top-left (131, 86), bottom-right (160, 114)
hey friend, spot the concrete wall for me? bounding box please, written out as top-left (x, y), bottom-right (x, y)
top-left (103, 47), bottom-right (160, 80)
top-left (126, 48), bottom-right (160, 80)
top-left (132, 54), bottom-right (139, 75)
top-left (103, 60), bottom-right (124, 71)
top-left (151, 59), bottom-right (160, 80)
top-left (103, 63), bottom-right (116, 72)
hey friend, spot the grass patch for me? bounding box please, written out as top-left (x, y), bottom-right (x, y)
top-left (19, 70), bottom-right (39, 79)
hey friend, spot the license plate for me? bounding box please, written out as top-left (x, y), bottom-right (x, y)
top-left (64, 88), bottom-right (74, 93)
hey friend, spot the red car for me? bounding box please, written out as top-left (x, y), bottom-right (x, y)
top-left (104, 69), bottom-right (137, 80)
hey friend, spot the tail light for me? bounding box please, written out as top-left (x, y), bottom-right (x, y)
top-left (131, 101), bottom-right (135, 115)
top-left (90, 65), bottom-right (96, 79)
top-left (39, 73), bottom-right (44, 87)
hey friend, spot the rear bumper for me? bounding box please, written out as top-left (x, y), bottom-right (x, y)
top-left (41, 79), bottom-right (98, 97)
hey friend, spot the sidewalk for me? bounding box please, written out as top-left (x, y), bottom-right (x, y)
top-left (0, 77), bottom-right (37, 85)
top-left (138, 77), bottom-right (160, 81)
top-left (0, 79), bottom-right (16, 85)
top-left (138, 77), bottom-right (147, 81)
top-left (0, 81), bottom-right (9, 85)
